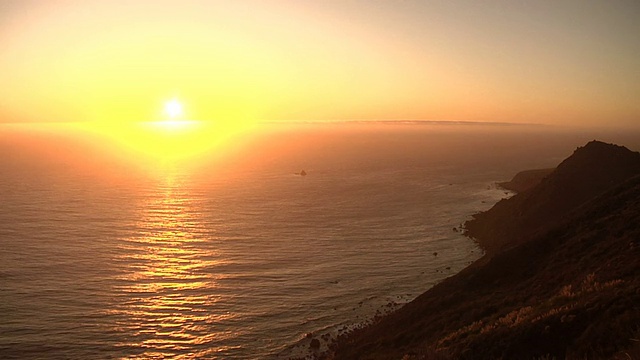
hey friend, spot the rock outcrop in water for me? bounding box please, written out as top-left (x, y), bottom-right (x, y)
top-left (326, 140), bottom-right (640, 359)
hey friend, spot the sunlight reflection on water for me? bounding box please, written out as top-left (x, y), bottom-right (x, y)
top-left (2, 124), bottom-right (575, 358)
top-left (109, 175), bottom-right (234, 358)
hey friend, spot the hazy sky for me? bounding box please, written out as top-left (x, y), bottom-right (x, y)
top-left (1, 0), bottom-right (639, 128)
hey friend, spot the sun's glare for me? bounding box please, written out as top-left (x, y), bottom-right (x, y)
top-left (164, 99), bottom-right (184, 119)
top-left (71, 96), bottom-right (260, 164)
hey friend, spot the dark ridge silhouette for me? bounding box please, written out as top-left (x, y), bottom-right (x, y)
top-left (465, 140), bottom-right (640, 254)
top-left (498, 168), bottom-right (554, 193)
top-left (324, 140), bottom-right (640, 360)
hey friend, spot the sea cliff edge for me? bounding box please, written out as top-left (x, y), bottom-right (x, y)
top-left (319, 140), bottom-right (640, 360)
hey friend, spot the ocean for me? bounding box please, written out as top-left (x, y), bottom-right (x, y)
top-left (0, 123), bottom-right (611, 359)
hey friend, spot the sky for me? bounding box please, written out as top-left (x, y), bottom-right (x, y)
top-left (1, 0), bottom-right (639, 128)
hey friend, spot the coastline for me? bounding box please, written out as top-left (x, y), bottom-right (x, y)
top-left (284, 180), bottom-right (504, 359)
top-left (323, 141), bottom-right (640, 359)
top-left (496, 168), bottom-right (554, 193)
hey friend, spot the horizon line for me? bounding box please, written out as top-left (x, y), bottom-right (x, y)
top-left (0, 119), bottom-right (545, 127)
top-left (258, 119), bottom-right (545, 127)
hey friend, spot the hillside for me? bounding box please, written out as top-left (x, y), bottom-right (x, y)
top-left (465, 140), bottom-right (640, 254)
top-left (326, 141), bottom-right (640, 359)
top-left (497, 168), bottom-right (554, 193)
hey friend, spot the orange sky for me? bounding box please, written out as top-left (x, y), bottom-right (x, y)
top-left (1, 0), bottom-right (639, 128)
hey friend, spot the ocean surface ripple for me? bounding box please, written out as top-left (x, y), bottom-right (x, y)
top-left (1, 126), bottom-right (565, 359)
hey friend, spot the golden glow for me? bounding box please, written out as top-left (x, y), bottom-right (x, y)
top-left (1, 1), bottom-right (639, 128)
top-left (71, 118), bottom-right (257, 166)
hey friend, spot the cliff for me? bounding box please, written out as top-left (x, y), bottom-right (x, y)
top-left (497, 168), bottom-right (554, 193)
top-left (465, 140), bottom-right (640, 254)
top-left (327, 141), bottom-right (640, 359)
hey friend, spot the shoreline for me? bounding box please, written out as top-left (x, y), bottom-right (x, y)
top-left (284, 180), bottom-right (503, 359)
top-left (324, 140), bottom-right (640, 359)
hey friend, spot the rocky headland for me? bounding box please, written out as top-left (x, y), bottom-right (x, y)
top-left (322, 140), bottom-right (640, 359)
top-left (498, 168), bottom-right (555, 193)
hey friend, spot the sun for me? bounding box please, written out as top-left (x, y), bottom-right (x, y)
top-left (164, 99), bottom-right (184, 119)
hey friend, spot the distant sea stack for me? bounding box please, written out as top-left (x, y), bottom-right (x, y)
top-left (327, 140), bottom-right (640, 360)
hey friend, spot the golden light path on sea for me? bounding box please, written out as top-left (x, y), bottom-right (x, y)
top-left (108, 173), bottom-right (238, 358)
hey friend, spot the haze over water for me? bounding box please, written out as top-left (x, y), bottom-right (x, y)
top-left (2, 123), bottom-right (637, 359)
